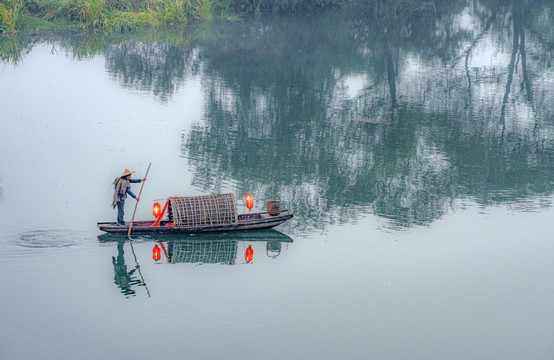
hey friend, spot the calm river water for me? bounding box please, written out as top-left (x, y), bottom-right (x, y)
top-left (1, 1), bottom-right (553, 359)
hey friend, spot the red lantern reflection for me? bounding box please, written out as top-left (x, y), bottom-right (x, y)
top-left (153, 244), bottom-right (161, 261)
top-left (153, 202), bottom-right (161, 218)
top-left (245, 193), bottom-right (254, 211)
top-left (245, 245), bottom-right (253, 263)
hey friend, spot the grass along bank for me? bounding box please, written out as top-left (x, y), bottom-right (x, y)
top-left (1, 0), bottom-right (24, 33)
top-left (0, 0), bottom-right (231, 33)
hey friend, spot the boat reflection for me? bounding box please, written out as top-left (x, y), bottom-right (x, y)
top-left (99, 230), bottom-right (293, 296)
top-left (158, 230), bottom-right (293, 265)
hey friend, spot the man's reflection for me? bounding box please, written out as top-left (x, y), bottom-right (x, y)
top-left (112, 240), bottom-right (141, 297)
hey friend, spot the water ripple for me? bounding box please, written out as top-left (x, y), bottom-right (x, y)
top-left (14, 230), bottom-right (82, 249)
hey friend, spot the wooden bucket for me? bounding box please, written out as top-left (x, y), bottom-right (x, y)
top-left (266, 196), bottom-right (282, 216)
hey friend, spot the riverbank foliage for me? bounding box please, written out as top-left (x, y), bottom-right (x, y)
top-left (0, 0), bottom-right (217, 32)
top-left (0, 0), bottom-right (24, 33)
top-left (1, 0), bottom-right (439, 34)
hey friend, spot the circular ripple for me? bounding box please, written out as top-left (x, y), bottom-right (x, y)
top-left (16, 230), bottom-right (81, 248)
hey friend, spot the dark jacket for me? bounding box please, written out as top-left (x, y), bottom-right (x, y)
top-left (119, 178), bottom-right (141, 201)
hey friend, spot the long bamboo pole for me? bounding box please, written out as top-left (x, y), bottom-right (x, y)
top-left (128, 162), bottom-right (151, 237)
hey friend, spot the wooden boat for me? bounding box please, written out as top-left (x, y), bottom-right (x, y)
top-left (97, 228), bottom-right (294, 243)
top-left (98, 193), bottom-right (293, 235)
top-left (98, 210), bottom-right (293, 235)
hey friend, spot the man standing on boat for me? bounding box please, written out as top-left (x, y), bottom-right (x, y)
top-left (112, 169), bottom-right (146, 226)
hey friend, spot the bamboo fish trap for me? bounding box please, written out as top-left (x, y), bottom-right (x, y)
top-left (167, 193), bottom-right (238, 227)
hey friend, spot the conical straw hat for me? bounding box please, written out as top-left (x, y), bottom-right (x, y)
top-left (121, 169), bottom-right (135, 177)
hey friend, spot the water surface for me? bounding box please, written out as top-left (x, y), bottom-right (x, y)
top-left (0, 1), bottom-right (553, 359)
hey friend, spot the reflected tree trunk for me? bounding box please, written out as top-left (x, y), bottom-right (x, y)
top-left (500, 2), bottom-right (521, 124)
top-left (519, 17), bottom-right (533, 103)
top-left (464, 11), bottom-right (497, 91)
top-left (430, 0), bottom-right (438, 15)
top-left (500, 1), bottom-right (533, 124)
top-left (386, 47), bottom-right (397, 109)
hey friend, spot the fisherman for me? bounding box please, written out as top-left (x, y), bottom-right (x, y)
top-left (112, 169), bottom-right (146, 226)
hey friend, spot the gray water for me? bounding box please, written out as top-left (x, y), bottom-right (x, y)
top-left (1, 1), bottom-right (553, 359)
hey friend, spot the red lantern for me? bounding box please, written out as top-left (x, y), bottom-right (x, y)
top-left (245, 193), bottom-right (254, 211)
top-left (153, 244), bottom-right (161, 261)
top-left (245, 245), bottom-right (253, 263)
top-left (153, 202), bottom-right (161, 218)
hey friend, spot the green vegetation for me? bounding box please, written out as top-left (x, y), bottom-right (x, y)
top-left (1, 0), bottom-right (442, 34)
top-left (1, 0), bottom-right (24, 33)
top-left (1, 0), bottom-right (226, 33)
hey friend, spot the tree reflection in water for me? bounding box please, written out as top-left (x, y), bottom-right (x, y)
top-left (183, 1), bottom-right (553, 232)
top-left (3, 1), bottom-right (552, 233)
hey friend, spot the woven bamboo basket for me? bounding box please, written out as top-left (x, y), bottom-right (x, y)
top-left (266, 196), bottom-right (282, 216)
top-left (168, 193), bottom-right (238, 227)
